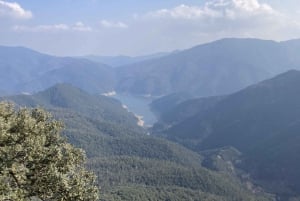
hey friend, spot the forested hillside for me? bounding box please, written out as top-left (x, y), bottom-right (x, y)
top-left (155, 70), bottom-right (300, 199)
top-left (0, 84), bottom-right (271, 200)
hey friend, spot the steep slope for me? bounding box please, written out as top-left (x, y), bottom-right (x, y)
top-left (0, 46), bottom-right (115, 94)
top-left (158, 70), bottom-right (300, 198)
top-left (165, 70), bottom-right (300, 151)
top-left (116, 38), bottom-right (300, 97)
top-left (151, 95), bottom-right (225, 134)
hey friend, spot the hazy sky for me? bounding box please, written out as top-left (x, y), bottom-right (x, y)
top-left (0, 0), bottom-right (300, 56)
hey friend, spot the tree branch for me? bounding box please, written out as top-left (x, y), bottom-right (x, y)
top-left (8, 170), bottom-right (21, 188)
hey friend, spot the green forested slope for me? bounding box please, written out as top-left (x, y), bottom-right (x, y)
top-left (156, 70), bottom-right (300, 199)
top-left (89, 156), bottom-right (271, 201)
top-left (0, 83), bottom-right (144, 156)
top-left (0, 84), bottom-right (272, 200)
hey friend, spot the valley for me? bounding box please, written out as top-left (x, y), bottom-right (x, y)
top-left (2, 38), bottom-right (300, 200)
top-left (2, 1), bottom-right (300, 200)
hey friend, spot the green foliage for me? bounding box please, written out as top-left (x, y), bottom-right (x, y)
top-left (100, 186), bottom-right (243, 201)
top-left (88, 156), bottom-right (272, 201)
top-left (101, 185), bottom-right (272, 201)
top-left (93, 136), bottom-right (202, 165)
top-left (0, 102), bottom-right (99, 201)
top-left (201, 146), bottom-right (242, 174)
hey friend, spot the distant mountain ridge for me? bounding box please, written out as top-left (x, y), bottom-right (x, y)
top-left (21, 58), bottom-right (115, 94)
top-left (2, 38), bottom-right (300, 98)
top-left (116, 38), bottom-right (300, 97)
top-left (0, 46), bottom-right (115, 95)
top-left (84, 51), bottom-right (172, 67)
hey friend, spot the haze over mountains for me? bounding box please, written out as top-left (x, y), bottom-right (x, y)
top-left (0, 46), bottom-right (115, 95)
top-left (2, 38), bottom-right (300, 98)
top-left (84, 52), bottom-right (171, 67)
top-left (116, 38), bottom-right (300, 96)
top-left (3, 38), bottom-right (300, 200)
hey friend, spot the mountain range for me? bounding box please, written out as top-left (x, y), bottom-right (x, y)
top-left (116, 38), bottom-right (300, 96)
top-left (3, 38), bottom-right (300, 98)
top-left (154, 70), bottom-right (300, 199)
top-left (83, 51), bottom-right (171, 67)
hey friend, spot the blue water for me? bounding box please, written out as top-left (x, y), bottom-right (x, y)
top-left (113, 94), bottom-right (157, 127)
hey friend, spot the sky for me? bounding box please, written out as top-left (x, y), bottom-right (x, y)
top-left (0, 0), bottom-right (300, 56)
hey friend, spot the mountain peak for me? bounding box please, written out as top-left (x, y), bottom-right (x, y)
top-left (35, 83), bottom-right (89, 108)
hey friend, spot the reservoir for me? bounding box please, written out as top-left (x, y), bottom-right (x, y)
top-left (112, 93), bottom-right (158, 127)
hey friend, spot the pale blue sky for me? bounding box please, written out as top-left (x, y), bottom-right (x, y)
top-left (0, 0), bottom-right (300, 56)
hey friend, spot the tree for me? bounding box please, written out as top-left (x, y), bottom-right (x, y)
top-left (0, 102), bottom-right (99, 201)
